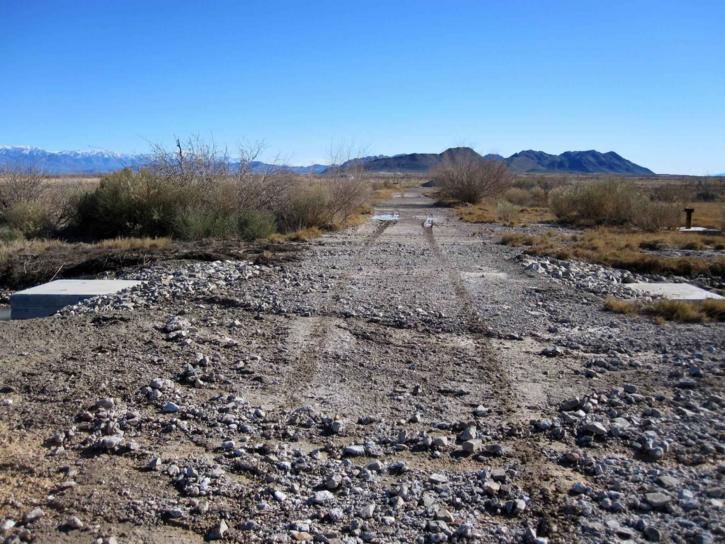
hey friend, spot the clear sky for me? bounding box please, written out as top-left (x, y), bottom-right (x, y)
top-left (2, 0), bottom-right (724, 174)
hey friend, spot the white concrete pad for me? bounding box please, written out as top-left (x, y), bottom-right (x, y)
top-left (10, 279), bottom-right (142, 319)
top-left (626, 282), bottom-right (723, 301)
top-left (678, 227), bottom-right (720, 234)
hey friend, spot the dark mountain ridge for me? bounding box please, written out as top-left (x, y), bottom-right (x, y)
top-left (342, 148), bottom-right (654, 175)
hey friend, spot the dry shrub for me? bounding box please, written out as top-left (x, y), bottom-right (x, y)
top-left (0, 169), bottom-right (45, 208)
top-left (433, 155), bottom-right (512, 204)
top-left (0, 168), bottom-right (70, 238)
top-left (631, 200), bottom-right (681, 231)
top-left (496, 200), bottom-right (520, 223)
top-left (549, 180), bottom-right (681, 230)
top-left (503, 188), bottom-right (531, 206)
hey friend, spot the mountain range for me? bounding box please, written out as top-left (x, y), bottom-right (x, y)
top-left (0, 146), bottom-right (326, 175)
top-left (340, 148), bottom-right (654, 175)
top-left (0, 145), bottom-right (654, 175)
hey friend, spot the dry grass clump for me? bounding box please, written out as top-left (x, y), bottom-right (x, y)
top-left (496, 200), bottom-right (521, 223)
top-left (604, 297), bottom-right (725, 323)
top-left (505, 227), bottom-right (725, 278)
top-left (95, 237), bottom-right (171, 250)
top-left (457, 199), bottom-right (555, 225)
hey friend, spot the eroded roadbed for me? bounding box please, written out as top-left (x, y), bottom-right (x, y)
top-left (0, 190), bottom-right (722, 543)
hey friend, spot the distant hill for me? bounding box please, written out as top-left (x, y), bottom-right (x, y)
top-left (343, 147), bottom-right (482, 173)
top-left (0, 146), bottom-right (326, 175)
top-left (339, 147), bottom-right (654, 175)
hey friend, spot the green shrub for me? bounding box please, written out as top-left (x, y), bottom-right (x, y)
top-left (74, 169), bottom-right (187, 238)
top-left (2, 201), bottom-right (56, 238)
top-left (237, 209), bottom-right (277, 241)
top-left (171, 207), bottom-right (238, 240)
top-left (281, 183), bottom-right (334, 230)
top-left (0, 225), bottom-right (25, 242)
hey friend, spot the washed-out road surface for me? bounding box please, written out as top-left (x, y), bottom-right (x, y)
top-left (1, 188), bottom-right (722, 543)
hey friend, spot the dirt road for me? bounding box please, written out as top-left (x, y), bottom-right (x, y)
top-left (1, 188), bottom-right (722, 543)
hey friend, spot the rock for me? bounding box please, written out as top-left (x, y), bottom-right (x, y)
top-left (656, 475), bottom-right (679, 489)
top-left (560, 397), bottom-right (581, 411)
top-left (483, 480), bottom-right (500, 495)
top-left (570, 482), bottom-right (589, 495)
top-left (429, 473), bottom-right (448, 485)
top-left (541, 346), bottom-right (563, 357)
top-left (462, 439), bottom-right (481, 454)
top-left (505, 499), bottom-right (526, 515)
top-left (325, 474), bottom-right (342, 490)
top-left (99, 435), bottom-right (123, 450)
top-left (458, 426), bottom-right (477, 441)
top-left (96, 398), bottom-right (115, 410)
top-left (65, 515), bottom-right (84, 530)
top-left (343, 444), bottom-right (366, 457)
top-left (310, 490), bottom-right (334, 505)
top-left (645, 492), bottom-right (670, 510)
top-left (533, 419), bottom-right (552, 431)
top-left (473, 405), bottom-right (488, 417)
top-left (24, 508), bottom-right (43, 523)
top-left (207, 519), bottom-right (228, 540)
top-left (162, 401), bottom-right (179, 413)
top-left (388, 461), bottom-right (408, 475)
top-left (582, 421), bottom-right (608, 436)
top-left (491, 468), bottom-right (507, 482)
top-left (358, 503), bottom-right (376, 519)
top-left (644, 526), bottom-right (662, 542)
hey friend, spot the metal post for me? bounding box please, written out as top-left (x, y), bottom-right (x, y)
top-left (684, 208), bottom-right (694, 229)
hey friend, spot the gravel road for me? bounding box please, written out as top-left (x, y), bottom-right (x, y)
top-left (0, 188), bottom-right (722, 543)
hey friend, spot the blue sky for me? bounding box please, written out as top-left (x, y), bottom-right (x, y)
top-left (1, 0), bottom-right (723, 174)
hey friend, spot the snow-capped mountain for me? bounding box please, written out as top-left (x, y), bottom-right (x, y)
top-left (0, 146), bottom-right (327, 175)
top-left (0, 146), bottom-right (149, 174)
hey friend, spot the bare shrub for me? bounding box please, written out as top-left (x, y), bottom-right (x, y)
top-left (0, 168), bottom-right (46, 209)
top-left (433, 155), bottom-right (512, 204)
top-left (631, 200), bottom-right (681, 231)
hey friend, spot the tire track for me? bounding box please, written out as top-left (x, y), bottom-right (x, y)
top-left (423, 225), bottom-right (573, 536)
top-left (283, 220), bottom-right (394, 407)
top-left (422, 226), bottom-right (515, 411)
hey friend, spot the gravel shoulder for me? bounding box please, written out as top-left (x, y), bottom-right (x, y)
top-left (0, 188), bottom-right (722, 543)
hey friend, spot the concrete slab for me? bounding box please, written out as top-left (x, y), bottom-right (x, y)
top-left (678, 227), bottom-right (720, 234)
top-left (626, 282), bottom-right (723, 301)
top-left (10, 279), bottom-right (142, 319)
